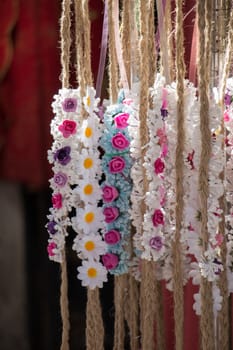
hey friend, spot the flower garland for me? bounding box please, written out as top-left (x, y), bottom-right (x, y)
top-left (224, 78), bottom-right (233, 293)
top-left (46, 88), bottom-right (82, 263)
top-left (141, 75), bottom-right (168, 262)
top-left (71, 86), bottom-right (108, 289)
top-left (100, 91), bottom-right (133, 275)
top-left (184, 92), bottom-right (225, 314)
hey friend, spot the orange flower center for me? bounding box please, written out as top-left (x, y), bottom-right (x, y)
top-left (87, 267), bottom-right (97, 278)
top-left (84, 158), bottom-right (93, 169)
top-left (85, 241), bottom-right (95, 251)
top-left (84, 184), bottom-right (93, 195)
top-left (84, 212), bottom-right (95, 223)
top-left (85, 127), bottom-right (93, 138)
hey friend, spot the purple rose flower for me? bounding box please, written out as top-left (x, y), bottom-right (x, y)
top-left (102, 185), bottom-right (119, 202)
top-left (152, 209), bottom-right (165, 227)
top-left (103, 206), bottom-right (119, 223)
top-left (149, 236), bottom-right (163, 251)
top-left (104, 230), bottom-right (121, 244)
top-left (47, 220), bottom-right (57, 235)
top-left (224, 93), bottom-right (231, 106)
top-left (102, 253), bottom-right (119, 270)
top-left (62, 98), bottom-right (77, 112)
top-left (111, 132), bottom-right (130, 150)
top-left (109, 156), bottom-right (126, 173)
top-left (54, 172), bottom-right (68, 187)
top-left (54, 146), bottom-right (71, 165)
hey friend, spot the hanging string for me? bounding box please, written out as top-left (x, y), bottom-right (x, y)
top-left (59, 1), bottom-right (72, 349)
top-left (197, 0), bottom-right (215, 349)
top-left (156, 0), bottom-right (170, 83)
top-left (138, 1), bottom-right (158, 349)
top-left (148, 0), bottom-right (156, 88)
top-left (74, 0), bottom-right (85, 97)
top-left (173, 1), bottom-right (185, 349)
top-left (108, 0), bottom-right (119, 103)
top-left (165, 0), bottom-right (174, 83)
top-left (60, 0), bottom-right (71, 88)
top-left (121, 0), bottom-right (131, 87)
top-left (86, 289), bottom-right (105, 350)
top-left (60, 250), bottom-right (70, 350)
top-left (121, 2), bottom-right (140, 348)
top-left (82, 0), bottom-right (93, 87)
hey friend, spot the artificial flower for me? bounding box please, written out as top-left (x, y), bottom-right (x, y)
top-left (104, 229), bottom-right (121, 245)
top-left (102, 185), bottom-right (119, 203)
top-left (79, 115), bottom-right (102, 147)
top-left (103, 206), bottom-right (120, 223)
top-left (73, 205), bottom-right (104, 234)
top-left (83, 86), bottom-right (100, 113)
top-left (77, 260), bottom-right (108, 289)
top-left (62, 97), bottom-right (78, 112)
top-left (73, 234), bottom-right (107, 260)
top-left (53, 172), bottom-right (68, 187)
top-left (58, 120), bottom-right (77, 138)
top-left (114, 112), bottom-right (129, 129)
top-left (52, 193), bottom-right (63, 209)
top-left (102, 253), bottom-right (119, 270)
top-left (54, 146), bottom-right (71, 166)
top-left (108, 156), bottom-right (126, 173)
top-left (74, 179), bottom-right (102, 203)
top-left (111, 132), bottom-right (130, 150)
top-left (76, 148), bottom-right (101, 177)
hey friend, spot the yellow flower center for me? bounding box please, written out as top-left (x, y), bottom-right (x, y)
top-left (84, 158), bottom-right (93, 169)
top-left (85, 240), bottom-right (95, 251)
top-left (87, 267), bottom-right (97, 278)
top-left (86, 96), bottom-right (91, 107)
top-left (85, 126), bottom-right (93, 138)
top-left (84, 212), bottom-right (95, 223)
top-left (84, 184), bottom-right (93, 195)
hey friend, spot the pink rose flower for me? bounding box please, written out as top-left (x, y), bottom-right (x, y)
top-left (152, 209), bottom-right (164, 227)
top-left (114, 113), bottom-right (129, 129)
top-left (47, 242), bottom-right (57, 256)
top-left (102, 253), bottom-right (119, 270)
top-left (154, 158), bottom-right (165, 175)
top-left (224, 112), bottom-right (230, 122)
top-left (111, 132), bottom-right (130, 150)
top-left (104, 230), bottom-right (121, 244)
top-left (103, 206), bottom-right (119, 223)
top-left (52, 193), bottom-right (62, 209)
top-left (102, 185), bottom-right (119, 202)
top-left (109, 156), bottom-right (126, 173)
top-left (58, 120), bottom-right (77, 138)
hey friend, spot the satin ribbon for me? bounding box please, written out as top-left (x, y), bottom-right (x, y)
top-left (96, 1), bottom-right (108, 98)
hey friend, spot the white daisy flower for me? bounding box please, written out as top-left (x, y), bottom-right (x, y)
top-left (73, 205), bottom-right (104, 234)
top-left (77, 260), bottom-right (108, 289)
top-left (74, 179), bottom-right (102, 203)
top-left (79, 115), bottom-right (102, 147)
top-left (76, 148), bottom-right (101, 178)
top-left (73, 234), bottom-right (107, 260)
top-left (83, 86), bottom-right (100, 114)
